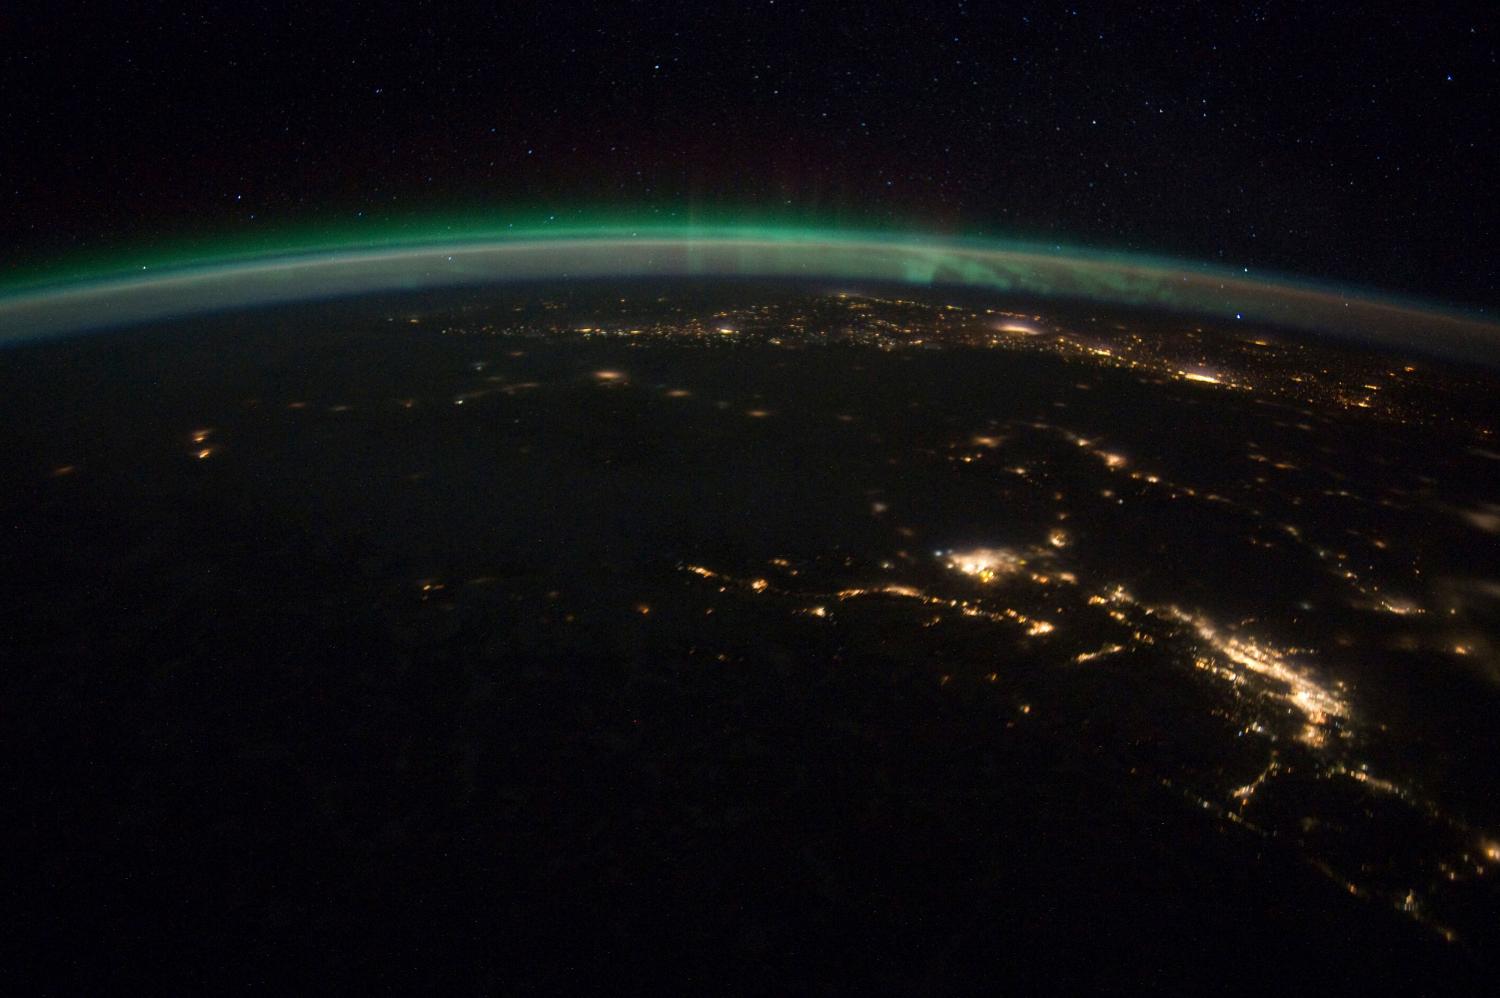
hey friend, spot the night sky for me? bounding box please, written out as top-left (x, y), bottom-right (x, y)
top-left (3, 2), bottom-right (1495, 309)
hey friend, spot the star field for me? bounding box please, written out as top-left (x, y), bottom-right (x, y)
top-left (1, 2), bottom-right (1495, 309)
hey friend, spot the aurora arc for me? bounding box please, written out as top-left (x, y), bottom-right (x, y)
top-left (2, 226), bottom-right (1497, 360)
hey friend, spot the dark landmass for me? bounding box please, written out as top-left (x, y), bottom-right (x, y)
top-left (4, 282), bottom-right (1498, 991)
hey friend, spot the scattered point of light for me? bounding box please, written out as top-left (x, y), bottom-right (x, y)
top-left (193, 447), bottom-right (215, 460)
top-left (593, 370), bottom-right (626, 382)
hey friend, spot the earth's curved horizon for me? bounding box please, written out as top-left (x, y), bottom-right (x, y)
top-left (5, 228), bottom-right (1499, 364)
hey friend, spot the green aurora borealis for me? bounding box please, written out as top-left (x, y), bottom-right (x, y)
top-left (2, 222), bottom-right (1497, 360)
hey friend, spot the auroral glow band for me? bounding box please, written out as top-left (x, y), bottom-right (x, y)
top-left (3, 227), bottom-right (1496, 360)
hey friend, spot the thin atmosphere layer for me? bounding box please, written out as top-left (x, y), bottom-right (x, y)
top-left (3, 227), bottom-right (1497, 362)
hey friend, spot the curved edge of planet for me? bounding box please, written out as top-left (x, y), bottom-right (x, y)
top-left (2, 231), bottom-right (1498, 364)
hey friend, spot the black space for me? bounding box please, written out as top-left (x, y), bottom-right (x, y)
top-left (2, 2), bottom-right (1496, 308)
